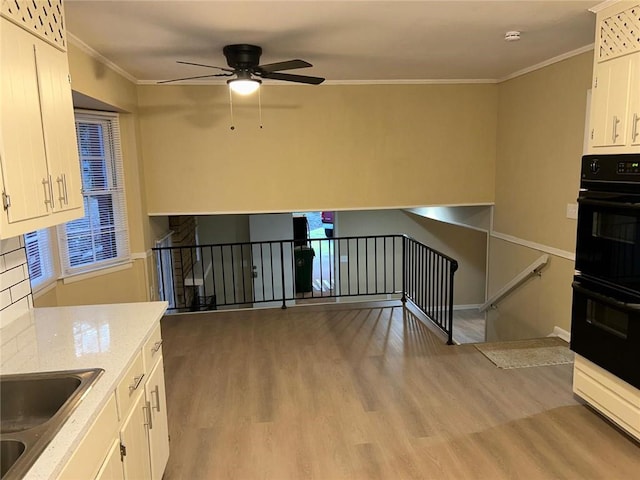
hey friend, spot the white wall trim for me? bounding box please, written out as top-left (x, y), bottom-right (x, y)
top-left (148, 203), bottom-right (496, 217)
top-left (61, 261), bottom-right (133, 284)
top-left (498, 44), bottom-right (595, 83)
top-left (490, 231), bottom-right (575, 261)
top-left (67, 32), bottom-right (138, 84)
top-left (31, 280), bottom-right (57, 299)
top-left (550, 326), bottom-right (571, 343)
top-left (130, 251), bottom-right (152, 260)
top-left (454, 304), bottom-right (482, 311)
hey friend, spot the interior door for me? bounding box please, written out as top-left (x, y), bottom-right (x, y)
top-left (249, 213), bottom-right (294, 307)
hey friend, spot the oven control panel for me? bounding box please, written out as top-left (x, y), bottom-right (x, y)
top-left (582, 154), bottom-right (640, 187)
top-left (617, 161), bottom-right (640, 175)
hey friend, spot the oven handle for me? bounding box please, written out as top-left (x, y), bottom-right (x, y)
top-left (572, 281), bottom-right (640, 313)
top-left (577, 197), bottom-right (640, 209)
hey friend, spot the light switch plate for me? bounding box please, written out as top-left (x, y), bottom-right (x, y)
top-left (566, 203), bottom-right (578, 219)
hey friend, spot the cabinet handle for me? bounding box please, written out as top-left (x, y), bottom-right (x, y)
top-left (62, 174), bottom-right (69, 205)
top-left (128, 373), bottom-right (145, 395)
top-left (56, 176), bottom-right (65, 205)
top-left (143, 400), bottom-right (153, 430)
top-left (612, 115), bottom-right (619, 143)
top-left (633, 113), bottom-right (639, 143)
top-left (42, 177), bottom-right (55, 210)
top-left (151, 339), bottom-right (163, 354)
top-left (151, 385), bottom-right (161, 413)
top-left (56, 174), bottom-right (69, 206)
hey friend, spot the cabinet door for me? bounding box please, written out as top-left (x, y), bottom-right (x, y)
top-left (0, 19), bottom-right (50, 223)
top-left (146, 357), bottom-right (170, 480)
top-left (629, 55), bottom-right (640, 147)
top-left (35, 38), bottom-right (83, 213)
top-left (119, 391), bottom-right (152, 480)
top-left (591, 56), bottom-right (632, 147)
top-left (95, 439), bottom-right (126, 480)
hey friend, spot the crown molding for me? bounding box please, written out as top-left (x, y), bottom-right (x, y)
top-left (498, 43), bottom-right (595, 83)
top-left (67, 32), bottom-right (138, 84)
top-left (589, 0), bottom-right (625, 13)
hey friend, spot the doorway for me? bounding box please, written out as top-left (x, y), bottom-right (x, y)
top-left (293, 211), bottom-right (336, 299)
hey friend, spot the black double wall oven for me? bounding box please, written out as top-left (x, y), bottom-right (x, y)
top-left (571, 154), bottom-right (640, 389)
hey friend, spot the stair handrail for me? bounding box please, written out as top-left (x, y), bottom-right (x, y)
top-left (479, 254), bottom-right (549, 312)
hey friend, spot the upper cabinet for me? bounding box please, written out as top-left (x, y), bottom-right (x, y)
top-left (588, 2), bottom-right (640, 154)
top-left (0, 0), bottom-right (83, 239)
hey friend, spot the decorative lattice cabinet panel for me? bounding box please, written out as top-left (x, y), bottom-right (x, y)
top-left (1, 0), bottom-right (66, 51)
top-left (597, 3), bottom-right (640, 62)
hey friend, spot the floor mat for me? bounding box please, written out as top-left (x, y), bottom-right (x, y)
top-left (474, 336), bottom-right (574, 369)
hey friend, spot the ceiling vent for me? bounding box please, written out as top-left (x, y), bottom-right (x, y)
top-left (504, 31), bottom-right (521, 42)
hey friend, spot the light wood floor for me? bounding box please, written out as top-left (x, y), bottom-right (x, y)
top-left (161, 302), bottom-right (640, 480)
top-left (453, 308), bottom-right (485, 344)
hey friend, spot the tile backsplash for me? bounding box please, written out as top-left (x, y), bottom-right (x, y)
top-left (1, 236), bottom-right (33, 326)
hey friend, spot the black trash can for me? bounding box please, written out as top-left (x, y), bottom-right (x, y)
top-left (294, 246), bottom-right (315, 293)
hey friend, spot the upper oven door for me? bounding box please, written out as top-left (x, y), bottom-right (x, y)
top-left (576, 191), bottom-right (640, 292)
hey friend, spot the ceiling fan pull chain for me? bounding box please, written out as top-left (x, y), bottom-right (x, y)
top-left (258, 88), bottom-right (263, 129)
top-left (229, 89), bottom-right (235, 130)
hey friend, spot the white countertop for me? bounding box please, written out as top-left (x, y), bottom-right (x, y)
top-left (0, 301), bottom-right (168, 479)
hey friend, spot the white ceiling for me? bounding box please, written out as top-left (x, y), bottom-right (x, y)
top-left (64, 0), bottom-right (600, 84)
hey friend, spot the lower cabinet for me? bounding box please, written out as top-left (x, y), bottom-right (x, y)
top-left (146, 357), bottom-right (170, 480)
top-left (95, 439), bottom-right (126, 480)
top-left (120, 391), bottom-right (152, 480)
top-left (58, 323), bottom-right (169, 480)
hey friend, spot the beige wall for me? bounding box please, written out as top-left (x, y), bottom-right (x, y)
top-left (137, 83), bottom-right (498, 215)
top-left (486, 237), bottom-right (575, 341)
top-left (494, 52), bottom-right (592, 252)
top-left (337, 209), bottom-right (486, 306)
top-left (487, 51), bottom-right (593, 340)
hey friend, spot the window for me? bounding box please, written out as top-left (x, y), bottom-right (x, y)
top-left (58, 111), bottom-right (129, 276)
top-left (24, 229), bottom-right (55, 290)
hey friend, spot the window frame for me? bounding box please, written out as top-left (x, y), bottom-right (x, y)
top-left (24, 228), bottom-right (57, 292)
top-left (57, 110), bottom-right (130, 278)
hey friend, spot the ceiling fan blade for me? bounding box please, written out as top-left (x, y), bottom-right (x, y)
top-left (261, 71), bottom-right (325, 85)
top-left (176, 60), bottom-right (234, 72)
top-left (258, 59), bottom-right (312, 73)
top-left (157, 73), bottom-right (233, 84)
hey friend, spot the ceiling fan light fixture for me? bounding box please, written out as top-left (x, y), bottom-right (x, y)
top-left (228, 72), bottom-right (261, 95)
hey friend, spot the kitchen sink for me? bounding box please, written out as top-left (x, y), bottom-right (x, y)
top-left (0, 369), bottom-right (103, 479)
top-left (0, 440), bottom-right (25, 478)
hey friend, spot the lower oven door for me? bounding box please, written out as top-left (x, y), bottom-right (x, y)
top-left (571, 277), bottom-right (640, 389)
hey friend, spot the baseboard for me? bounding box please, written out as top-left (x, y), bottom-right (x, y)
top-left (454, 304), bottom-right (482, 311)
top-left (549, 326), bottom-right (571, 343)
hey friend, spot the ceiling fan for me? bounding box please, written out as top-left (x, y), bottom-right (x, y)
top-left (159, 44), bottom-right (325, 94)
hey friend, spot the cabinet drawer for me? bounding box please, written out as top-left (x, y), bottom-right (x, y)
top-left (143, 322), bottom-right (163, 373)
top-left (57, 394), bottom-right (118, 480)
top-left (116, 351), bottom-right (145, 420)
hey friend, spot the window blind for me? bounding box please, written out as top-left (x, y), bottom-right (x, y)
top-left (25, 229), bottom-right (55, 289)
top-left (58, 112), bottom-right (130, 276)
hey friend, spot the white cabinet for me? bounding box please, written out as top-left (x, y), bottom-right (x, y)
top-left (95, 439), bottom-right (126, 480)
top-left (587, 1), bottom-right (640, 154)
top-left (120, 391), bottom-right (152, 480)
top-left (0, 17), bottom-right (83, 239)
top-left (145, 357), bottom-right (170, 480)
top-left (58, 321), bottom-right (169, 480)
top-left (629, 55), bottom-right (640, 147)
top-left (589, 55), bottom-right (633, 148)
